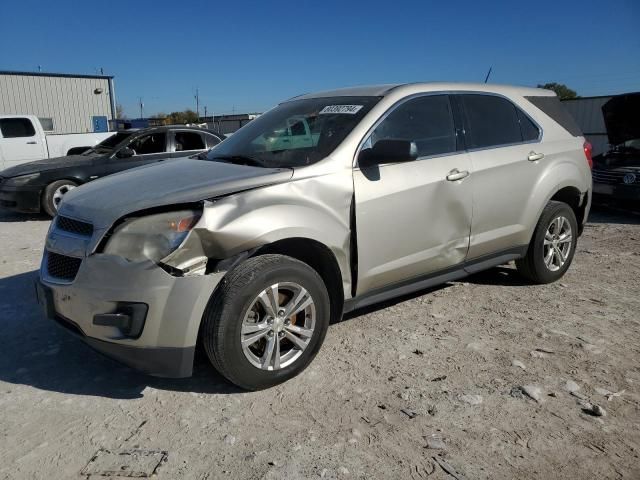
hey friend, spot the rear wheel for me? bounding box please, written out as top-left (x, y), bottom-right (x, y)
top-left (42, 180), bottom-right (77, 217)
top-left (201, 254), bottom-right (330, 390)
top-left (516, 201), bottom-right (578, 284)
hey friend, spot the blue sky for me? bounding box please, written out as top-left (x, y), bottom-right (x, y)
top-left (1, 0), bottom-right (639, 117)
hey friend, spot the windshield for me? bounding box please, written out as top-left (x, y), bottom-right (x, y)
top-left (206, 96), bottom-right (380, 167)
top-left (84, 131), bottom-right (134, 155)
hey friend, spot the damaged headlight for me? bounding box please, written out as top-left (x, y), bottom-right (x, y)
top-left (104, 210), bottom-right (201, 263)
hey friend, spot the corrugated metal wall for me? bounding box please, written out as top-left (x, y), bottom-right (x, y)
top-left (0, 74), bottom-right (113, 134)
top-left (562, 97), bottom-right (612, 156)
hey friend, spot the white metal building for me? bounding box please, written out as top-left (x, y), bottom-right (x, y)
top-left (201, 113), bottom-right (260, 135)
top-left (0, 70), bottom-right (116, 134)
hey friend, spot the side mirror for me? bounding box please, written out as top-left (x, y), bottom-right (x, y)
top-left (116, 147), bottom-right (135, 158)
top-left (358, 139), bottom-right (418, 168)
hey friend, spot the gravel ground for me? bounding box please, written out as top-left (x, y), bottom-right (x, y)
top-left (0, 207), bottom-right (639, 480)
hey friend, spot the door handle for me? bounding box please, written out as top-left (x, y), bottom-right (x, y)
top-left (26, 141), bottom-right (37, 145)
top-left (528, 151), bottom-right (544, 161)
top-left (446, 168), bottom-right (470, 181)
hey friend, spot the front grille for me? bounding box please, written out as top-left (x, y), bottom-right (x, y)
top-left (56, 216), bottom-right (94, 236)
top-left (47, 252), bottom-right (82, 281)
top-left (592, 169), bottom-right (639, 185)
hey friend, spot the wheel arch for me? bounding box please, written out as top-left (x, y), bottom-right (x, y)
top-left (525, 158), bottom-right (590, 245)
top-left (253, 237), bottom-right (345, 324)
top-left (40, 177), bottom-right (83, 212)
top-left (549, 186), bottom-right (588, 232)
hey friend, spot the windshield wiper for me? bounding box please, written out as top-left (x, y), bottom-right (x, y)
top-left (210, 155), bottom-right (265, 167)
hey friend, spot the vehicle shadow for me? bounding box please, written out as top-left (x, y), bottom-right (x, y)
top-left (588, 204), bottom-right (640, 225)
top-left (340, 283), bottom-right (452, 321)
top-left (341, 265), bottom-right (530, 323)
top-left (0, 210), bottom-right (50, 223)
top-left (0, 270), bottom-right (242, 400)
top-left (463, 265), bottom-right (532, 286)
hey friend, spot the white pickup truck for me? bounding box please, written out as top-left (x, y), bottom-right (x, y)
top-left (0, 115), bottom-right (114, 170)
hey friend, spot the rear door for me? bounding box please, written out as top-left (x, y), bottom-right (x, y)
top-left (0, 117), bottom-right (47, 168)
top-left (353, 94), bottom-right (473, 294)
top-left (458, 94), bottom-right (543, 259)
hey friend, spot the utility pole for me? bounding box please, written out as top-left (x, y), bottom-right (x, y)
top-left (204, 106), bottom-right (207, 119)
top-left (194, 88), bottom-right (200, 118)
top-left (138, 97), bottom-right (144, 119)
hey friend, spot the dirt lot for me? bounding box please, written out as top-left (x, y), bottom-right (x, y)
top-left (0, 207), bottom-right (638, 480)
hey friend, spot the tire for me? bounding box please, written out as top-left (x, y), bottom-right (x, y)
top-left (42, 180), bottom-right (78, 217)
top-left (516, 201), bottom-right (578, 284)
top-left (201, 254), bottom-right (331, 390)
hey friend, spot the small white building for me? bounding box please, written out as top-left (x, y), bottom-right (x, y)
top-left (0, 70), bottom-right (116, 134)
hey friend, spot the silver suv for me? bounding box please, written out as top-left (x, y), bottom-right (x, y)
top-left (37, 83), bottom-right (592, 390)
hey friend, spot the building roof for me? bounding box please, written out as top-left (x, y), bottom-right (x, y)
top-left (0, 70), bottom-right (113, 80)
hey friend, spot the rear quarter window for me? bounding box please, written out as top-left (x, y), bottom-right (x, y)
top-left (525, 96), bottom-right (583, 136)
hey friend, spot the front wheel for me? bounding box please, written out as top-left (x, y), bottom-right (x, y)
top-left (201, 254), bottom-right (331, 390)
top-left (42, 180), bottom-right (78, 217)
top-left (516, 201), bottom-right (578, 284)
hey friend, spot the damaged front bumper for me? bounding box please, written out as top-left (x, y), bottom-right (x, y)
top-left (38, 252), bottom-right (224, 377)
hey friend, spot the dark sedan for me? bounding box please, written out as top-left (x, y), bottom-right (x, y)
top-left (592, 92), bottom-right (640, 209)
top-left (0, 126), bottom-right (223, 216)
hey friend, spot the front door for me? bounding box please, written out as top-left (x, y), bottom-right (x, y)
top-left (353, 94), bottom-right (473, 294)
top-left (102, 131), bottom-right (169, 177)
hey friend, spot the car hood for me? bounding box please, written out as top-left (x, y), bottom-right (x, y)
top-left (0, 154), bottom-right (101, 177)
top-left (58, 159), bottom-right (294, 229)
top-left (602, 92), bottom-right (640, 146)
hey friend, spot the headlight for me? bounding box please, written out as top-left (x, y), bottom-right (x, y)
top-left (5, 173), bottom-right (40, 186)
top-left (104, 209), bottom-right (201, 263)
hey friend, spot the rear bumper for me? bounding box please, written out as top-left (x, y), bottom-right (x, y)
top-left (0, 185), bottom-right (41, 213)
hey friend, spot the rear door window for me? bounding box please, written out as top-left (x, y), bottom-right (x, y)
top-left (0, 118), bottom-right (36, 138)
top-left (517, 109), bottom-right (540, 142)
top-left (369, 94), bottom-right (458, 158)
top-left (174, 131), bottom-right (205, 152)
top-left (460, 94), bottom-right (522, 149)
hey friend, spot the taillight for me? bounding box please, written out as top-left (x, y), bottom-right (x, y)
top-left (583, 141), bottom-right (593, 169)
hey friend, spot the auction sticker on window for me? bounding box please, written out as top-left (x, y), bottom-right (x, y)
top-left (319, 105), bottom-right (363, 114)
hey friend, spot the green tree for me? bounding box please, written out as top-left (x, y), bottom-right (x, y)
top-left (165, 110), bottom-right (200, 124)
top-left (536, 83), bottom-right (578, 100)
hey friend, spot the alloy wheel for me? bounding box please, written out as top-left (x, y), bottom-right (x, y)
top-left (543, 215), bottom-right (572, 272)
top-left (240, 282), bottom-right (316, 370)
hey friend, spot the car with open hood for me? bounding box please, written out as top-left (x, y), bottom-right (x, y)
top-left (36, 83), bottom-right (592, 390)
top-left (592, 92), bottom-right (640, 208)
top-left (0, 125), bottom-right (223, 216)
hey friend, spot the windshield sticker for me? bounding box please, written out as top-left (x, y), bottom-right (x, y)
top-left (319, 105), bottom-right (363, 115)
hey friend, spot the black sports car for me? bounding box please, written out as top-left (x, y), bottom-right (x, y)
top-left (592, 92), bottom-right (640, 209)
top-left (0, 126), bottom-right (223, 216)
